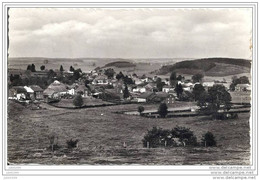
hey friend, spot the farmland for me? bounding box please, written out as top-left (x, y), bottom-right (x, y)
top-left (8, 99), bottom-right (250, 165)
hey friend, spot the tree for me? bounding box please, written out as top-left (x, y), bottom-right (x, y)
top-left (201, 131), bottom-right (216, 147)
top-left (193, 84), bottom-right (205, 101)
top-left (40, 65), bottom-right (45, 71)
top-left (170, 72), bottom-right (177, 86)
top-left (197, 85), bottom-right (232, 119)
top-left (73, 95), bottom-right (84, 107)
top-left (175, 83), bottom-right (183, 99)
top-left (73, 69), bottom-right (82, 80)
top-left (27, 65), bottom-right (32, 71)
top-left (230, 76), bottom-right (250, 91)
top-left (85, 80), bottom-right (90, 87)
top-left (192, 73), bottom-right (204, 83)
top-left (158, 103), bottom-right (168, 118)
top-left (70, 66), bottom-right (75, 72)
top-left (104, 68), bottom-right (115, 79)
top-left (123, 84), bottom-right (130, 99)
top-left (31, 64), bottom-right (36, 72)
top-left (176, 75), bottom-right (183, 81)
top-left (138, 106), bottom-right (145, 115)
top-left (123, 75), bottom-right (134, 85)
top-left (156, 77), bottom-right (165, 91)
top-left (47, 69), bottom-right (57, 78)
top-left (116, 71), bottom-right (124, 80)
top-left (60, 65), bottom-right (64, 72)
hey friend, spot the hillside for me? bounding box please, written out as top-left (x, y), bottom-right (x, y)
top-left (155, 58), bottom-right (251, 76)
top-left (104, 61), bottom-right (136, 68)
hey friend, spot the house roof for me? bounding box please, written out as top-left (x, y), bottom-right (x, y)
top-left (29, 85), bottom-right (43, 92)
top-left (43, 81), bottom-right (67, 95)
top-left (24, 86), bottom-right (34, 93)
top-left (94, 74), bottom-right (107, 80)
top-left (236, 84), bottom-right (250, 88)
top-left (75, 85), bottom-right (88, 92)
top-left (138, 92), bottom-right (154, 99)
top-left (11, 86), bottom-right (27, 93)
top-left (155, 92), bottom-right (170, 98)
top-left (163, 85), bottom-right (174, 89)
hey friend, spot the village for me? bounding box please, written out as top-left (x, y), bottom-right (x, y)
top-left (8, 62), bottom-right (251, 110)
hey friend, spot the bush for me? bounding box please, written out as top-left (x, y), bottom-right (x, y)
top-left (142, 126), bottom-right (197, 148)
top-left (73, 95), bottom-right (84, 107)
top-left (138, 106), bottom-right (145, 115)
top-left (158, 103), bottom-right (168, 118)
top-left (171, 126), bottom-right (197, 146)
top-left (66, 139), bottom-right (79, 149)
top-left (201, 131), bottom-right (216, 147)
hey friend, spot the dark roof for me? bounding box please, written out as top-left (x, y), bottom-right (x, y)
top-left (155, 92), bottom-right (170, 98)
top-left (75, 85), bottom-right (88, 92)
top-left (138, 92), bottom-right (154, 99)
top-left (11, 86), bottom-right (27, 93)
top-left (29, 85), bottom-right (43, 92)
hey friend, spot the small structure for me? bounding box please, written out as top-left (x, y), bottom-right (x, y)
top-left (92, 75), bottom-right (109, 85)
top-left (43, 80), bottom-right (68, 102)
top-left (162, 85), bottom-right (175, 93)
top-left (8, 86), bottom-right (27, 100)
top-left (132, 84), bottom-right (147, 93)
top-left (151, 92), bottom-right (175, 104)
top-left (29, 85), bottom-right (44, 100)
top-left (235, 84), bottom-right (251, 92)
top-left (135, 92), bottom-right (155, 103)
top-left (75, 85), bottom-right (89, 97)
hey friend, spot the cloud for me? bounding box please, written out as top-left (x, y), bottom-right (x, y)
top-left (8, 8), bottom-right (252, 59)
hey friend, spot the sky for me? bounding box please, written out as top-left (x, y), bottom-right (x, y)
top-left (8, 8), bottom-right (252, 59)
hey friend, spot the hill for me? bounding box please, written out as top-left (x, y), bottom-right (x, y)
top-left (104, 61), bottom-right (136, 68)
top-left (155, 58), bottom-right (251, 76)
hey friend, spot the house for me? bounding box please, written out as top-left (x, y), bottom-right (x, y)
top-left (133, 77), bottom-right (143, 85)
top-left (75, 85), bottom-right (90, 97)
top-left (162, 85), bottom-right (175, 93)
top-left (182, 83), bottom-right (193, 92)
top-left (144, 83), bottom-right (155, 92)
top-left (23, 86), bottom-right (34, 100)
top-left (162, 79), bottom-right (170, 86)
top-left (43, 80), bottom-right (68, 101)
top-left (132, 84), bottom-right (147, 93)
top-left (135, 92), bottom-right (155, 103)
top-left (99, 89), bottom-right (122, 101)
top-left (92, 75), bottom-right (109, 85)
top-left (29, 85), bottom-right (44, 100)
top-left (235, 84), bottom-right (251, 92)
top-left (8, 86), bottom-right (27, 100)
top-left (202, 81), bottom-right (215, 90)
top-left (151, 92), bottom-right (175, 104)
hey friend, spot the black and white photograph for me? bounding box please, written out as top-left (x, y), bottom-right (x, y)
top-left (1, 1), bottom-right (259, 179)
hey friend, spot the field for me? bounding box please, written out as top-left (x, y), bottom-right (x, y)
top-left (8, 100), bottom-right (250, 165)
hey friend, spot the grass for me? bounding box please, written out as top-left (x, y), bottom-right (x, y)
top-left (7, 100), bottom-right (250, 165)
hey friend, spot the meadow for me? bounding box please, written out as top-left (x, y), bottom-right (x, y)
top-left (8, 99), bottom-right (250, 165)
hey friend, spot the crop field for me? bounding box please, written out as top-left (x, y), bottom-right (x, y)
top-left (8, 100), bottom-right (250, 165)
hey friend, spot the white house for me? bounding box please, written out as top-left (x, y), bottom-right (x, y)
top-left (162, 86), bottom-right (175, 93)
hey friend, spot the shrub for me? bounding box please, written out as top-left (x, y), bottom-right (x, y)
top-left (142, 126), bottom-right (197, 148)
top-left (66, 139), bottom-right (79, 149)
top-left (171, 126), bottom-right (197, 146)
top-left (138, 106), bottom-right (145, 115)
top-left (158, 103), bottom-right (168, 118)
top-left (73, 95), bottom-right (84, 107)
top-left (142, 127), bottom-right (171, 148)
top-left (201, 131), bottom-right (216, 147)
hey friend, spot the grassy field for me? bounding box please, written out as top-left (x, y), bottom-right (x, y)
top-left (8, 99), bottom-right (250, 165)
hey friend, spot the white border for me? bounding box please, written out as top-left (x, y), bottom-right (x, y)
top-left (1, 1), bottom-right (258, 178)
